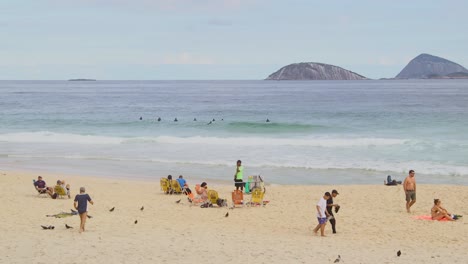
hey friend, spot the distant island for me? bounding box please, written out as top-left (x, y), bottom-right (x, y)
top-left (395, 53), bottom-right (468, 79)
top-left (266, 62), bottom-right (367, 80)
top-left (68, 79), bottom-right (96, 81)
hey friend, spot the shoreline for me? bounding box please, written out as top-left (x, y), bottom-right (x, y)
top-left (1, 169), bottom-right (467, 263)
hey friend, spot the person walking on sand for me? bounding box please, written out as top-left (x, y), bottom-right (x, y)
top-left (327, 190), bottom-right (340, 234)
top-left (313, 192), bottom-right (331, 237)
top-left (74, 187), bottom-right (94, 233)
top-left (403, 170), bottom-right (416, 213)
top-left (234, 160), bottom-right (244, 191)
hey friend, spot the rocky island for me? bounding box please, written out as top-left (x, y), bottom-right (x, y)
top-left (266, 62), bottom-right (367, 80)
top-left (395, 53), bottom-right (468, 79)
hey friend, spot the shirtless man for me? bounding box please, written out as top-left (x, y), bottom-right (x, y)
top-left (403, 170), bottom-right (416, 213)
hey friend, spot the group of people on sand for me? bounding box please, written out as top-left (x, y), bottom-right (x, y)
top-left (34, 175), bottom-right (94, 233)
top-left (34, 175), bottom-right (71, 199)
top-left (165, 174), bottom-right (212, 205)
top-left (313, 190), bottom-right (340, 237)
top-left (403, 170), bottom-right (461, 221)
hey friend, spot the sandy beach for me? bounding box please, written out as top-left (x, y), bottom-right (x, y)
top-left (0, 170), bottom-right (467, 264)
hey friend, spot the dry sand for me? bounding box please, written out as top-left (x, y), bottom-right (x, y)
top-left (0, 170), bottom-right (467, 264)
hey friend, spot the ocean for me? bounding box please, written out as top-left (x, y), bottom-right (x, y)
top-left (1, 80), bottom-right (467, 185)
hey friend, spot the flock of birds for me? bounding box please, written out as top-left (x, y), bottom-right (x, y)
top-left (40, 199), bottom-right (403, 261)
top-left (331, 250), bottom-right (402, 263)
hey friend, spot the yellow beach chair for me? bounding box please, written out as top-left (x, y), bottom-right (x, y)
top-left (160, 178), bottom-right (170, 193)
top-left (171, 180), bottom-right (183, 194)
top-left (207, 190), bottom-right (219, 205)
top-left (249, 187), bottom-right (264, 206)
top-left (54, 185), bottom-right (69, 199)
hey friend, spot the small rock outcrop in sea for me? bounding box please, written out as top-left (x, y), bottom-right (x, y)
top-left (395, 53), bottom-right (468, 79)
top-left (265, 62), bottom-right (367, 80)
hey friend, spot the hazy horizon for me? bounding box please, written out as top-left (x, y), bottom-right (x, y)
top-left (1, 0), bottom-right (467, 80)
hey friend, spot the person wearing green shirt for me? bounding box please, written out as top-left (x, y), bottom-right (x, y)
top-left (234, 160), bottom-right (244, 191)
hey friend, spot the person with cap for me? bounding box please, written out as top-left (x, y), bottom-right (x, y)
top-left (234, 160), bottom-right (244, 191)
top-left (74, 187), bottom-right (94, 233)
top-left (313, 192), bottom-right (331, 237)
top-left (326, 190), bottom-right (340, 234)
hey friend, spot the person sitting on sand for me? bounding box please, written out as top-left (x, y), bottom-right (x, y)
top-left (60, 180), bottom-right (71, 198)
top-left (191, 182), bottom-right (208, 204)
top-left (177, 175), bottom-right (192, 195)
top-left (166, 175), bottom-right (174, 194)
top-left (431, 199), bottom-right (461, 221)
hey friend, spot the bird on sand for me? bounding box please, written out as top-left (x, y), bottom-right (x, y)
top-left (334, 255), bottom-right (341, 263)
top-left (140, 206), bottom-right (144, 211)
top-left (41, 225), bottom-right (49, 230)
top-left (65, 224), bottom-right (73, 229)
top-left (109, 207), bottom-right (115, 212)
top-left (225, 212), bottom-right (229, 217)
top-left (175, 199), bottom-right (181, 203)
top-left (397, 250), bottom-right (401, 257)
top-left (48, 226), bottom-right (55, 229)
top-left (134, 220), bottom-right (138, 224)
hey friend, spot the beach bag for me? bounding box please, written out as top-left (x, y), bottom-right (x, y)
top-left (216, 198), bottom-right (227, 207)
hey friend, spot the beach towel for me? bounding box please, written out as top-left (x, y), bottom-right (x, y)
top-left (412, 215), bottom-right (450, 221)
top-left (46, 211), bottom-right (78, 218)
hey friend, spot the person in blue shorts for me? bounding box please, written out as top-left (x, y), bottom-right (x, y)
top-left (313, 192), bottom-right (331, 237)
top-left (74, 187), bottom-right (94, 233)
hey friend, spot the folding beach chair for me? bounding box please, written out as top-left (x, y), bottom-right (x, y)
top-left (171, 180), bottom-right (184, 194)
top-left (54, 185), bottom-right (69, 199)
top-left (248, 175), bottom-right (265, 193)
top-left (207, 190), bottom-right (219, 205)
top-left (160, 178), bottom-right (171, 193)
top-left (232, 190), bottom-right (244, 207)
top-left (249, 187), bottom-right (265, 207)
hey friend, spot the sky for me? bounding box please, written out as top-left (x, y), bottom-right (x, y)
top-left (1, 0), bottom-right (467, 80)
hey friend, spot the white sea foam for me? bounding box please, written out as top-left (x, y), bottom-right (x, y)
top-left (0, 131), bottom-right (407, 147)
top-left (0, 132), bottom-right (122, 144)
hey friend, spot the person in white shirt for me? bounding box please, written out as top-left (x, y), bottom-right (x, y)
top-left (313, 192), bottom-right (331, 237)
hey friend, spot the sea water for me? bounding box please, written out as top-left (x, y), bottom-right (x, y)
top-left (1, 80), bottom-right (467, 185)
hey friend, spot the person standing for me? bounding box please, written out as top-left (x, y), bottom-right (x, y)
top-left (313, 192), bottom-right (331, 237)
top-left (234, 160), bottom-right (244, 191)
top-left (326, 190), bottom-right (340, 234)
top-left (403, 170), bottom-right (416, 213)
top-left (74, 187), bottom-right (94, 233)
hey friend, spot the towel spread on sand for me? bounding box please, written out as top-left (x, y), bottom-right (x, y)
top-left (46, 212), bottom-right (77, 218)
top-left (412, 215), bottom-right (450, 221)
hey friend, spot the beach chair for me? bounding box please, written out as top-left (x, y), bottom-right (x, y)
top-left (54, 185), bottom-right (69, 199)
top-left (171, 180), bottom-right (184, 194)
top-left (248, 175), bottom-right (266, 193)
top-left (249, 187), bottom-right (264, 207)
top-left (207, 190), bottom-right (219, 205)
top-left (33, 180), bottom-right (49, 197)
top-left (232, 190), bottom-right (244, 207)
top-left (160, 178), bottom-right (170, 193)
